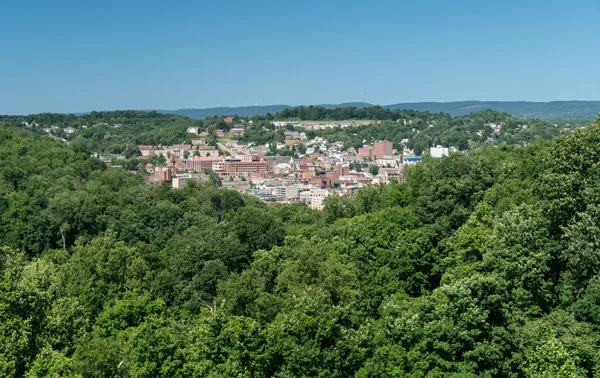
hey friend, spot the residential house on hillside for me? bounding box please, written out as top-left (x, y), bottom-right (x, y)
top-left (230, 127), bottom-right (245, 136)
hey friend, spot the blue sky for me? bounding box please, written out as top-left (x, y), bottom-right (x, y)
top-left (1, 0), bottom-right (599, 114)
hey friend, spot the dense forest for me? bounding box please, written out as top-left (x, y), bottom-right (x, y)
top-left (2, 114), bottom-right (600, 376)
top-left (269, 105), bottom-right (591, 126)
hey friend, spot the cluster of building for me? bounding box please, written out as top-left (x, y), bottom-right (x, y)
top-left (34, 124), bottom-right (76, 135)
top-left (37, 122), bottom-right (122, 135)
top-left (24, 116), bottom-right (456, 210)
top-left (271, 120), bottom-right (360, 130)
top-left (23, 115), bottom-right (582, 212)
top-left (140, 118), bottom-right (452, 210)
top-left (139, 138), bottom-right (220, 158)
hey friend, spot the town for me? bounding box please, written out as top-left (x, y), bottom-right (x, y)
top-left (26, 108), bottom-right (576, 211)
top-left (130, 117), bottom-right (454, 209)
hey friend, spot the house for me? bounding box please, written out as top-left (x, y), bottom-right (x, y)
top-left (223, 117), bottom-right (235, 124)
top-left (230, 127), bottom-right (245, 136)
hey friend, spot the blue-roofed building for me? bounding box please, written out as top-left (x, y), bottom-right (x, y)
top-left (404, 157), bottom-right (423, 165)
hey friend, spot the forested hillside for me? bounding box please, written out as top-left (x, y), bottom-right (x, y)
top-left (308, 109), bottom-right (567, 154)
top-left (2, 117), bottom-right (600, 376)
top-left (159, 101), bottom-right (600, 120)
top-left (1, 107), bottom-right (579, 157)
top-left (0, 111), bottom-right (204, 155)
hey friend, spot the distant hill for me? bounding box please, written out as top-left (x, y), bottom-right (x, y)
top-left (157, 101), bottom-right (600, 120)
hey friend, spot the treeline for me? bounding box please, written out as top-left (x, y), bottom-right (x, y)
top-left (2, 117), bottom-right (600, 376)
top-left (267, 104), bottom-right (590, 125)
top-left (0, 110), bottom-right (191, 130)
top-left (272, 105), bottom-right (430, 121)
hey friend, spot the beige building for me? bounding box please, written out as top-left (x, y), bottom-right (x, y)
top-left (172, 177), bottom-right (188, 189)
top-left (299, 189), bottom-right (330, 210)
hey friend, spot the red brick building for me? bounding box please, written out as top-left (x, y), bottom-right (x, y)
top-left (337, 164), bottom-right (350, 176)
top-left (373, 139), bottom-right (393, 158)
top-left (357, 146), bottom-right (373, 160)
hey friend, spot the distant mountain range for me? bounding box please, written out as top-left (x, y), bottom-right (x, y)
top-left (158, 101), bottom-right (600, 120)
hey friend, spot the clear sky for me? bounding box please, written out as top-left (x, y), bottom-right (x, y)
top-left (1, 0), bottom-right (599, 114)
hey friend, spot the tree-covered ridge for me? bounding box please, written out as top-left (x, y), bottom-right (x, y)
top-left (161, 100), bottom-right (600, 120)
top-left (239, 108), bottom-right (573, 156)
top-left (309, 109), bottom-right (567, 154)
top-left (0, 111), bottom-right (205, 155)
top-left (2, 107), bottom-right (578, 157)
top-left (273, 105), bottom-right (429, 120)
top-left (2, 117), bottom-right (600, 376)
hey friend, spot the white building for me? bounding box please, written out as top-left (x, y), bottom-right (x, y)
top-left (273, 186), bottom-right (299, 200)
top-left (375, 157), bottom-right (400, 168)
top-left (430, 146), bottom-right (449, 159)
top-left (300, 189), bottom-right (331, 210)
top-left (275, 163), bottom-right (292, 175)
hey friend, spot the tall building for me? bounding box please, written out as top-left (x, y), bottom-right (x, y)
top-left (373, 139), bottom-right (393, 158)
top-left (337, 163), bottom-right (350, 176)
top-left (357, 145), bottom-right (373, 160)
